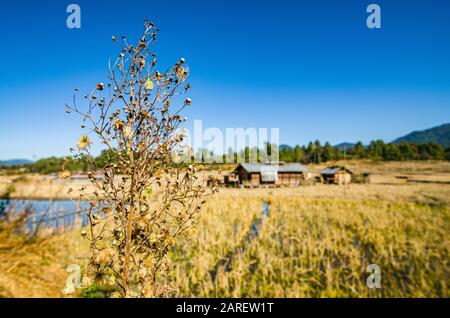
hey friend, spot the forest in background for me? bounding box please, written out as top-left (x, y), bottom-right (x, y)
top-left (1, 140), bottom-right (449, 175)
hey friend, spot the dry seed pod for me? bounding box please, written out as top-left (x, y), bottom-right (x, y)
top-left (176, 67), bottom-right (184, 79)
top-left (59, 170), bottom-right (71, 179)
top-left (145, 80), bottom-right (154, 91)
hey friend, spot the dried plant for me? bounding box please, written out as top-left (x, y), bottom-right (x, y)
top-left (64, 21), bottom-right (219, 297)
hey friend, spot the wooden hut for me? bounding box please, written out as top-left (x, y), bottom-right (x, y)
top-left (320, 166), bottom-right (353, 185)
top-left (231, 163), bottom-right (307, 187)
top-left (223, 174), bottom-right (239, 186)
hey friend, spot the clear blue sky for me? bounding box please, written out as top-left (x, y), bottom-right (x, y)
top-left (0, 0), bottom-right (449, 160)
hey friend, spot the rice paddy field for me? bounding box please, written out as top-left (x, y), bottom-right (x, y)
top-left (0, 161), bottom-right (449, 298)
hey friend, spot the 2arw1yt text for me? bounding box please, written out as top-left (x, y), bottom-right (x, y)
top-left (177, 302), bottom-right (274, 315)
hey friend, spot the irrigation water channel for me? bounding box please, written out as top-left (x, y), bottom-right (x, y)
top-left (1, 199), bottom-right (90, 233)
top-left (210, 201), bottom-right (270, 281)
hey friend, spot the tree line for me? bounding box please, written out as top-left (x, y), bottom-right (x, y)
top-left (278, 140), bottom-right (450, 163)
top-left (215, 140), bottom-right (450, 164)
top-left (1, 141), bottom-right (449, 175)
top-left (12, 149), bottom-right (117, 175)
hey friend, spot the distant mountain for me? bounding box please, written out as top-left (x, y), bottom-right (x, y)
top-left (0, 159), bottom-right (33, 167)
top-left (392, 123), bottom-right (450, 148)
top-left (279, 144), bottom-right (293, 151)
top-left (333, 142), bottom-right (357, 151)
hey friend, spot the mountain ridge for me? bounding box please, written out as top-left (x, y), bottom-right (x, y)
top-left (391, 123), bottom-right (450, 148)
top-left (0, 159), bottom-right (33, 167)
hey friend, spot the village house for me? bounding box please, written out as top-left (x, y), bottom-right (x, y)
top-left (225, 163), bottom-right (308, 187)
top-left (320, 166), bottom-right (353, 185)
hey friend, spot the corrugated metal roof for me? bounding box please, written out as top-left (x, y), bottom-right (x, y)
top-left (320, 166), bottom-right (352, 175)
top-left (261, 171), bottom-right (278, 182)
top-left (239, 164), bottom-right (268, 173)
top-left (278, 163), bottom-right (307, 173)
top-left (237, 163), bottom-right (307, 173)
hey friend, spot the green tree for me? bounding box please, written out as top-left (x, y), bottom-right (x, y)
top-left (313, 140), bottom-right (322, 164)
top-left (368, 140), bottom-right (385, 161)
top-left (354, 141), bottom-right (365, 159)
top-left (293, 145), bottom-right (305, 163)
top-left (384, 144), bottom-right (401, 161)
top-left (322, 142), bottom-right (335, 162)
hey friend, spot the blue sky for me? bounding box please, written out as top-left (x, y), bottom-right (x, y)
top-left (0, 0), bottom-right (449, 160)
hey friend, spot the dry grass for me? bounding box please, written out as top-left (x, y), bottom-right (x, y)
top-left (0, 230), bottom-right (88, 297)
top-left (172, 194), bottom-right (449, 297)
top-left (0, 161), bottom-right (449, 297)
